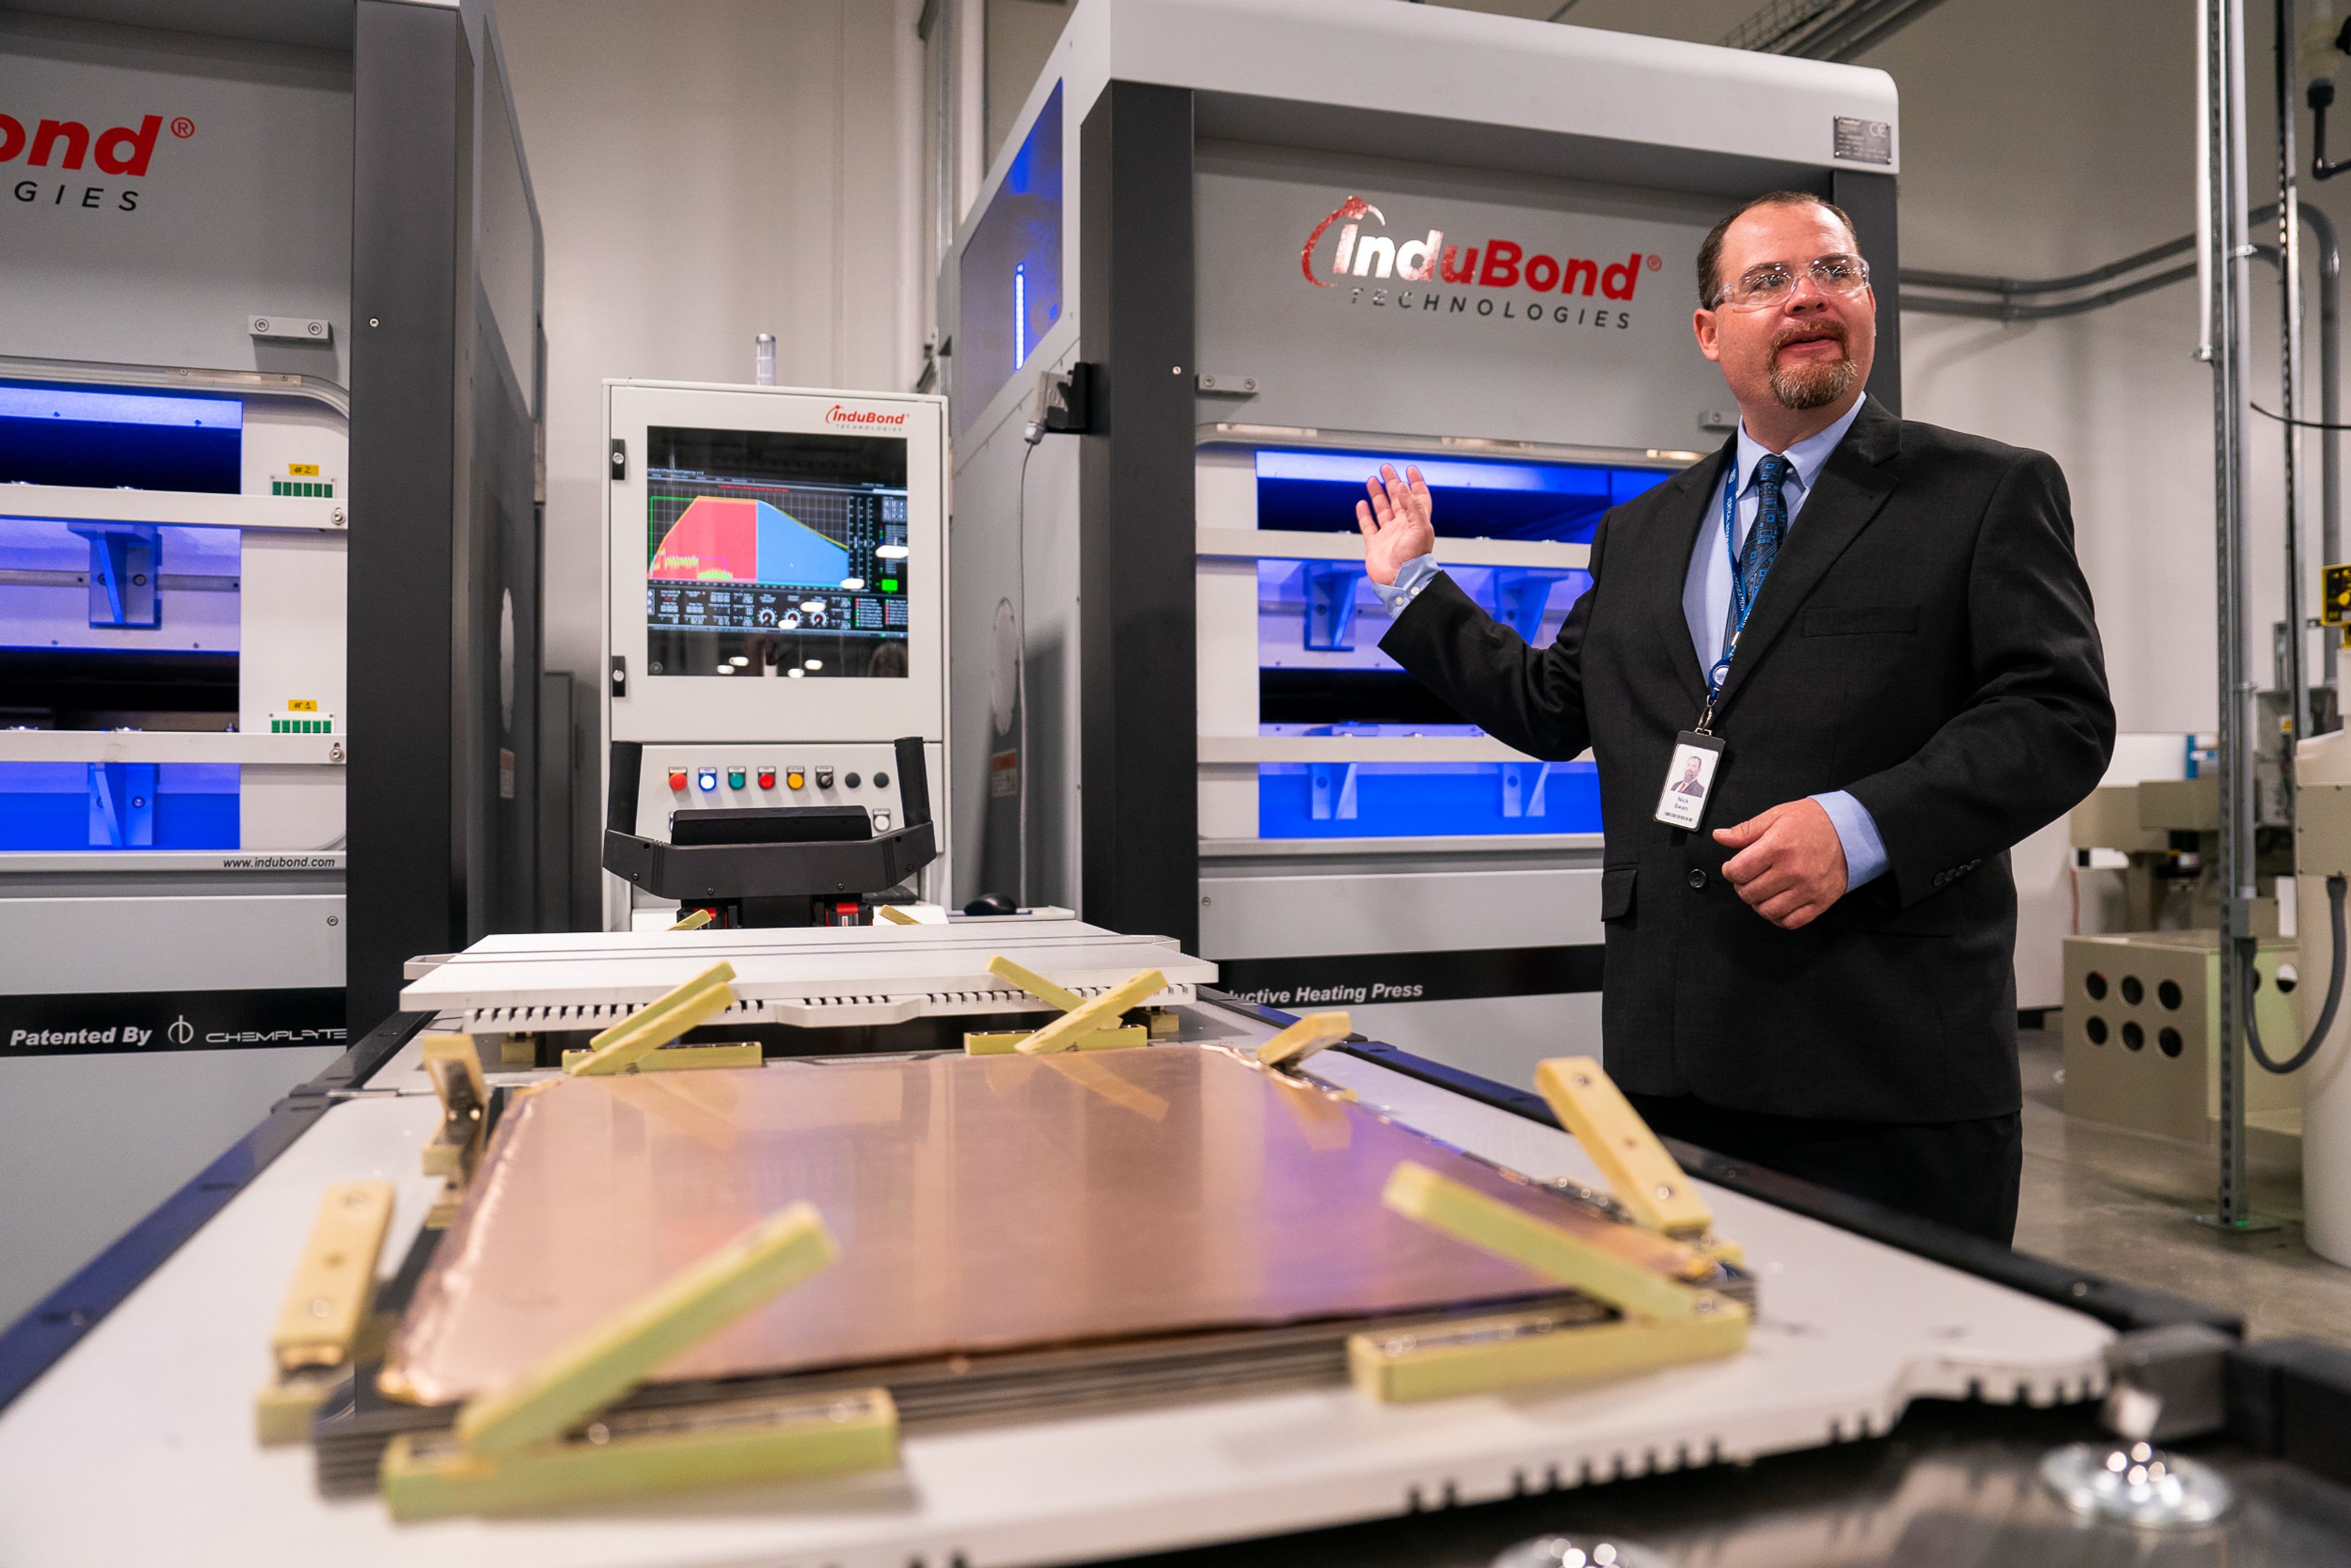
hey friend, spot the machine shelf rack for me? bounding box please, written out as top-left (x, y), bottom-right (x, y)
top-left (0, 482), bottom-right (345, 533)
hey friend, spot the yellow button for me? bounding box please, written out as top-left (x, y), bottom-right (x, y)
top-left (786, 771), bottom-right (805, 790)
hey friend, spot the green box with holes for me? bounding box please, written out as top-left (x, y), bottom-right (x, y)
top-left (2061, 931), bottom-right (2304, 1149)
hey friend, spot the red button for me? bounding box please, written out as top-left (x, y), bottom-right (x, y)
top-left (667, 770), bottom-right (688, 791)
top-left (757, 770), bottom-right (776, 789)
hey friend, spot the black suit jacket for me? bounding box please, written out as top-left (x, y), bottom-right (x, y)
top-left (1380, 396), bottom-right (2115, 1122)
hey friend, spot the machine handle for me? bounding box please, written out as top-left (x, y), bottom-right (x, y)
top-left (608, 740), bottom-right (643, 834)
top-left (893, 737), bottom-right (931, 829)
top-left (760, 998), bottom-right (923, 1028)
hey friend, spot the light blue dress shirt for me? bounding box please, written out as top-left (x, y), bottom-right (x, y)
top-left (1371, 397), bottom-right (1889, 891)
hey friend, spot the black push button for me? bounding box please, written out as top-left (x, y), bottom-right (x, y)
top-left (844, 772), bottom-right (861, 789)
top-left (1687, 868), bottom-right (1708, 890)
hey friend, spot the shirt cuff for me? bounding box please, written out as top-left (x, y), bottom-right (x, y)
top-left (1812, 789), bottom-right (1889, 891)
top-left (1370, 552), bottom-right (1440, 613)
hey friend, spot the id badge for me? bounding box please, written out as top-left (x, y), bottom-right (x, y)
top-left (1653, 730), bottom-right (1727, 831)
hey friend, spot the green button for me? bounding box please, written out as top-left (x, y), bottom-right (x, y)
top-left (727, 769), bottom-right (746, 789)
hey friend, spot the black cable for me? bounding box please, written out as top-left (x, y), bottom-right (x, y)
top-left (2244, 873), bottom-right (2349, 1074)
top-left (2251, 401), bottom-right (2351, 432)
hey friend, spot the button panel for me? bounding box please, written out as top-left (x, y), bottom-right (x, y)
top-left (639, 745), bottom-right (930, 847)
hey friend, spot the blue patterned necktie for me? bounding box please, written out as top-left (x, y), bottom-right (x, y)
top-left (1738, 452), bottom-right (1791, 618)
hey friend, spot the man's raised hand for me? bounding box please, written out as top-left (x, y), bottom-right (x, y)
top-left (1356, 463), bottom-right (1435, 586)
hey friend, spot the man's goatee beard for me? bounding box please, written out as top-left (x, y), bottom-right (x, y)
top-left (1770, 355), bottom-right (1857, 411)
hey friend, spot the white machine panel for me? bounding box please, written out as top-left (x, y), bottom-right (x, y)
top-left (604, 381), bottom-right (947, 746)
top-left (400, 918), bottom-right (1215, 1030)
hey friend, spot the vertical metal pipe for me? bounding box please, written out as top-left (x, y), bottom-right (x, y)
top-left (2209, 0), bottom-right (2257, 1229)
top-left (2281, 0), bottom-right (2310, 767)
top-left (2312, 203), bottom-right (2344, 692)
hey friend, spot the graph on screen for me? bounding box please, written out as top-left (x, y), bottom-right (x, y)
top-left (640, 424), bottom-right (911, 679)
top-left (647, 490), bottom-right (852, 587)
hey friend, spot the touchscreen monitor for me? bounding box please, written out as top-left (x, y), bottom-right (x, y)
top-left (643, 425), bottom-right (910, 679)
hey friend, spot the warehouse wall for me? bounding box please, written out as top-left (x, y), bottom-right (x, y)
top-left (1859, 0), bottom-right (2344, 1002)
top-left (1879, 0), bottom-right (2281, 735)
top-left (492, 0), bottom-right (929, 918)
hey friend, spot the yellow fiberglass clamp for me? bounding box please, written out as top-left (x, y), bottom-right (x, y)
top-left (566, 962), bottom-right (738, 1077)
top-left (1353, 1160), bottom-right (1747, 1403)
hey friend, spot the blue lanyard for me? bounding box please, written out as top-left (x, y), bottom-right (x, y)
top-left (1701, 461), bottom-right (1751, 723)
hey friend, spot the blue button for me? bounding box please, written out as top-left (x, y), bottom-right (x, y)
top-left (696, 769), bottom-right (718, 792)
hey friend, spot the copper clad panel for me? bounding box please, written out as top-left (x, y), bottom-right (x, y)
top-left (383, 1045), bottom-right (1684, 1405)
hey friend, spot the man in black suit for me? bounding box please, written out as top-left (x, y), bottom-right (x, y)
top-left (1355, 191), bottom-right (2113, 1244)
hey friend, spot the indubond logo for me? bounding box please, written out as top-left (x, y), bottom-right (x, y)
top-left (1299, 193), bottom-right (1662, 331)
top-left (825, 404), bottom-right (908, 427)
top-left (4, 110), bottom-right (187, 212)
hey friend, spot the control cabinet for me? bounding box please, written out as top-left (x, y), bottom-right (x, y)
top-left (602, 382), bottom-right (950, 927)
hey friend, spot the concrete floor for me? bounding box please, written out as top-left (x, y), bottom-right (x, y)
top-left (2013, 1024), bottom-right (2351, 1345)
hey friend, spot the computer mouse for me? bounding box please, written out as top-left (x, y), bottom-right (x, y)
top-left (962, 891), bottom-right (1020, 917)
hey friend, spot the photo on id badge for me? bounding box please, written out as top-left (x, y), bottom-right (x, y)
top-left (1654, 733), bottom-right (1724, 831)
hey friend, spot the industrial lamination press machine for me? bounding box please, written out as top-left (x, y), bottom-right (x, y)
top-left (12, 910), bottom-right (2351, 1564)
top-left (0, 2), bottom-right (550, 1332)
top-left (13, 3), bottom-right (2351, 1561)
top-left (937, 0), bottom-right (1908, 1090)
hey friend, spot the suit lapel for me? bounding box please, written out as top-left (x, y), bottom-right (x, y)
top-left (1640, 438), bottom-right (1733, 714)
top-left (1711, 396), bottom-right (1901, 721)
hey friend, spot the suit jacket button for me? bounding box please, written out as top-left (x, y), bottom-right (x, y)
top-left (1687, 868), bottom-right (1708, 890)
